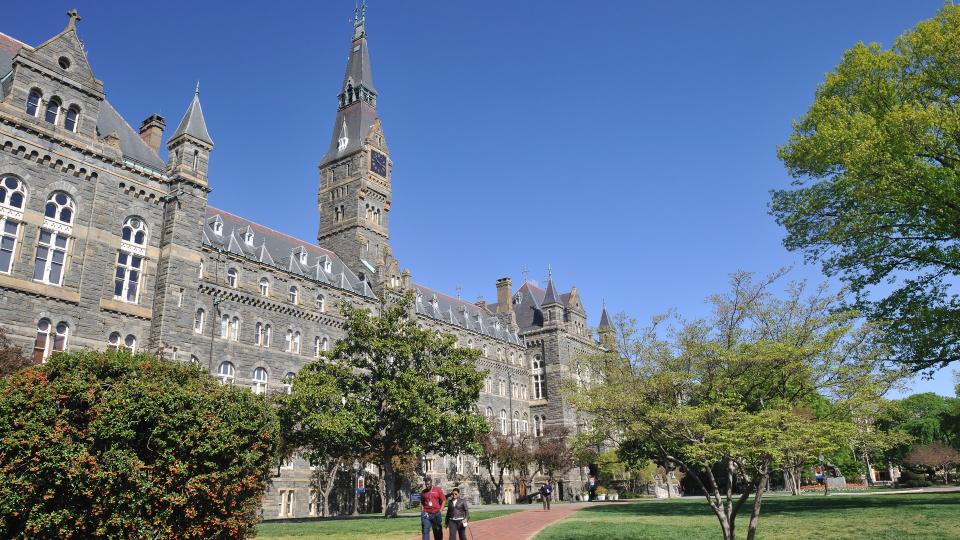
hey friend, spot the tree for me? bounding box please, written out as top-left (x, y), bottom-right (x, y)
top-left (283, 295), bottom-right (487, 517)
top-left (905, 442), bottom-right (960, 484)
top-left (772, 4), bottom-right (960, 374)
top-left (476, 430), bottom-right (531, 504)
top-left (570, 271), bottom-right (894, 540)
top-left (532, 426), bottom-right (574, 483)
top-left (0, 350), bottom-right (279, 539)
top-left (0, 328), bottom-right (32, 377)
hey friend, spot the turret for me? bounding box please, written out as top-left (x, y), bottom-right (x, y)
top-left (166, 83), bottom-right (213, 186)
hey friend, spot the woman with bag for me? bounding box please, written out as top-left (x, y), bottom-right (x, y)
top-left (444, 488), bottom-right (470, 540)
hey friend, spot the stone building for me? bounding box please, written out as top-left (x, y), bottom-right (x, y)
top-left (0, 9), bottom-right (610, 518)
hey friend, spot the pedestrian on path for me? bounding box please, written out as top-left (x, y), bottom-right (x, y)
top-left (444, 488), bottom-right (470, 540)
top-left (420, 476), bottom-right (446, 540)
top-left (539, 482), bottom-right (552, 511)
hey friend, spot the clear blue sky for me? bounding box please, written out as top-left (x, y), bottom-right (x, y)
top-left (7, 1), bottom-right (957, 396)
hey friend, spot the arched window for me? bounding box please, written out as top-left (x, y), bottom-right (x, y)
top-left (0, 176), bottom-right (26, 210)
top-left (497, 348), bottom-right (504, 361)
top-left (32, 319), bottom-right (68, 363)
top-left (121, 217), bottom-right (147, 245)
top-left (255, 322), bottom-right (264, 345)
top-left (198, 260), bottom-right (204, 279)
top-left (522, 413), bottom-right (529, 434)
top-left (44, 97), bottom-right (61, 124)
top-left (220, 314), bottom-right (230, 338)
top-left (123, 334), bottom-right (136, 353)
top-left (513, 411), bottom-right (520, 434)
top-left (285, 330), bottom-right (293, 352)
top-left (313, 336), bottom-right (322, 357)
top-left (44, 192), bottom-right (74, 225)
top-left (316, 294), bottom-right (325, 312)
top-left (64, 105), bottom-right (80, 132)
top-left (115, 218), bottom-right (146, 304)
top-left (243, 229), bottom-right (254, 246)
top-left (217, 361), bottom-right (235, 384)
top-left (226, 268), bottom-right (238, 288)
top-left (321, 336), bottom-right (329, 352)
top-left (26, 89), bottom-right (41, 117)
top-left (534, 416), bottom-right (543, 437)
top-left (194, 308), bottom-right (205, 334)
top-left (107, 331), bottom-right (121, 350)
top-left (282, 372), bottom-right (295, 394)
top-left (252, 367), bottom-right (268, 394)
top-left (293, 331), bottom-right (302, 354)
top-left (288, 286), bottom-right (298, 304)
top-left (498, 379), bottom-right (505, 396)
top-left (499, 410), bottom-right (507, 434)
top-left (264, 324), bottom-right (272, 347)
top-left (212, 220), bottom-right (223, 235)
top-left (258, 277), bottom-right (269, 296)
top-left (230, 317), bottom-right (240, 341)
top-left (485, 407), bottom-right (494, 422)
top-left (532, 356), bottom-right (545, 400)
top-left (189, 355), bottom-right (200, 365)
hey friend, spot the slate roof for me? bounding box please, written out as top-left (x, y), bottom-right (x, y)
top-left (599, 306), bottom-right (612, 328)
top-left (202, 206), bottom-right (376, 299)
top-left (0, 32), bottom-right (25, 77)
top-left (541, 277), bottom-right (562, 305)
top-left (412, 283), bottom-right (521, 345)
top-left (170, 90), bottom-right (212, 145)
top-left (319, 31), bottom-right (378, 167)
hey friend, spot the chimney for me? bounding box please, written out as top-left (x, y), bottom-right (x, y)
top-left (496, 277), bottom-right (512, 313)
top-left (138, 114), bottom-right (165, 154)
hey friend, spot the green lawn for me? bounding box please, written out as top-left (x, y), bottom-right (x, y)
top-left (535, 493), bottom-right (960, 540)
top-left (255, 509), bottom-right (519, 540)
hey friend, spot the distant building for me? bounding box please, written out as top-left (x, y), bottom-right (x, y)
top-left (0, 8), bottom-right (613, 517)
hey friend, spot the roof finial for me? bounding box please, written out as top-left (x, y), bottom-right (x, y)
top-left (195, 81), bottom-right (200, 96)
top-left (456, 285), bottom-right (462, 300)
top-left (66, 9), bottom-right (81, 31)
top-left (547, 264), bottom-right (553, 281)
top-left (353, 0), bottom-right (368, 39)
top-left (521, 265), bottom-right (530, 283)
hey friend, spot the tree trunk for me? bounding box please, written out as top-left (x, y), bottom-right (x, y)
top-left (745, 470), bottom-right (769, 540)
top-left (321, 459), bottom-right (341, 517)
top-left (382, 449), bottom-right (398, 517)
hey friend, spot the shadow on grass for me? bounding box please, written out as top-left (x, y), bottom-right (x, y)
top-left (267, 514), bottom-right (419, 525)
top-left (571, 492), bottom-right (960, 518)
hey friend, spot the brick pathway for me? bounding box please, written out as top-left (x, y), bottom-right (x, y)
top-left (410, 503), bottom-right (590, 540)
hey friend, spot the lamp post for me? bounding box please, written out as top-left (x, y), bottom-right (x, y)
top-left (353, 459), bottom-right (361, 516)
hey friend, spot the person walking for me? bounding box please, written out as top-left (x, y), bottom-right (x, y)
top-left (539, 482), bottom-right (552, 511)
top-left (444, 488), bottom-right (470, 540)
top-left (420, 476), bottom-right (446, 540)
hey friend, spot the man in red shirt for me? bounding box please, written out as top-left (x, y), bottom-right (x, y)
top-left (420, 476), bottom-right (446, 540)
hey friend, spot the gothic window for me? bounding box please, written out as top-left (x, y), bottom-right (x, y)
top-left (44, 97), bottom-right (61, 125)
top-left (252, 367), bottom-right (267, 394)
top-left (255, 322), bottom-right (264, 345)
top-left (226, 268), bottom-right (238, 288)
top-left (485, 407), bottom-right (493, 422)
top-left (264, 324), bottom-right (272, 347)
top-left (192, 150), bottom-right (199, 171)
top-left (498, 379), bottom-right (505, 396)
top-left (497, 347), bottom-right (504, 361)
top-left (288, 286), bottom-right (298, 304)
top-left (194, 308), bottom-right (205, 334)
top-left (230, 317), bottom-right (240, 341)
top-left (44, 192), bottom-right (74, 225)
top-left (123, 334), bottom-right (137, 353)
top-left (217, 361), bottom-right (235, 384)
top-left (513, 411), bottom-right (520, 434)
top-left (26, 89), bottom-right (41, 117)
top-left (499, 410), bottom-right (507, 434)
top-left (198, 260), bottom-right (204, 279)
top-left (107, 331), bottom-right (121, 350)
top-left (522, 413), bottom-right (529, 434)
top-left (285, 330), bottom-right (293, 352)
top-left (64, 105), bottom-right (80, 132)
top-left (0, 218), bottom-right (19, 274)
top-left (484, 377), bottom-right (492, 394)
top-left (534, 416), bottom-right (543, 437)
top-left (293, 331), bottom-right (302, 354)
top-left (316, 294), bottom-right (325, 312)
top-left (259, 277), bottom-right (269, 296)
top-left (114, 219), bottom-right (145, 303)
top-left (0, 176), bottom-right (26, 210)
top-left (33, 230), bottom-right (68, 285)
top-left (532, 356), bottom-right (545, 399)
top-left (282, 372), bottom-right (295, 394)
top-left (189, 355), bottom-right (200, 365)
top-left (121, 217), bottom-right (147, 246)
top-left (33, 319), bottom-right (68, 363)
top-left (314, 335), bottom-right (322, 358)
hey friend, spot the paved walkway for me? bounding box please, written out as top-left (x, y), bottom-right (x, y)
top-left (410, 502), bottom-right (592, 540)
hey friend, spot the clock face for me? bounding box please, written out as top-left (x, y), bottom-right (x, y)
top-left (370, 150), bottom-right (387, 177)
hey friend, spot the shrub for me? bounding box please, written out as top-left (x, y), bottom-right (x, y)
top-left (619, 491), bottom-right (638, 499)
top-left (0, 351), bottom-right (280, 539)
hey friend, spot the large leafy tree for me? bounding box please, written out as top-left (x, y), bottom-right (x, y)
top-left (283, 295), bottom-right (487, 517)
top-left (772, 5), bottom-right (960, 373)
top-left (0, 351), bottom-right (279, 539)
top-left (571, 272), bottom-right (894, 540)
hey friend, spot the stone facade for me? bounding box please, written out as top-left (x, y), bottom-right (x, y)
top-left (0, 10), bottom-right (610, 518)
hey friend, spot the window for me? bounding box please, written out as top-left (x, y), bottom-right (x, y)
top-left (252, 367), bottom-right (267, 394)
top-left (0, 219), bottom-right (19, 274)
top-left (199, 260), bottom-right (204, 279)
top-left (255, 322), bottom-right (264, 345)
top-left (535, 416), bottom-right (543, 437)
top-left (313, 336), bottom-right (322, 357)
top-left (259, 277), bottom-right (269, 296)
top-left (298, 250), bottom-right (308, 265)
top-left (212, 220), bottom-right (223, 235)
top-left (33, 319), bottom-right (68, 363)
top-left (44, 97), bottom-right (61, 125)
top-left (497, 348), bottom-right (504, 362)
top-left (221, 315), bottom-right (229, 338)
top-left (424, 457), bottom-right (435, 473)
top-left (190, 355), bottom-right (200, 365)
top-left (522, 413), bottom-right (529, 434)
top-left (121, 217), bottom-right (147, 245)
top-left (264, 324), bottom-right (272, 347)
top-left (229, 317), bottom-right (240, 341)
top-left (499, 410), bottom-right (507, 434)
top-left (278, 489), bottom-right (295, 518)
top-left (226, 268), bottom-right (238, 288)
top-left (285, 330), bottom-right (295, 352)
top-left (123, 334), bottom-right (136, 353)
top-left (513, 411), bottom-right (520, 434)
top-left (0, 176), bottom-right (26, 210)
top-left (217, 361), bottom-right (235, 384)
top-left (44, 192), bottom-right (74, 225)
top-left (498, 379), bottom-right (505, 397)
top-left (192, 150), bottom-right (199, 171)
top-left (485, 407), bottom-right (493, 422)
top-left (107, 331), bottom-right (121, 350)
top-left (532, 356), bottom-right (545, 400)
top-left (194, 308), bottom-right (205, 334)
top-left (113, 251), bottom-right (143, 303)
top-left (293, 331), bottom-right (302, 354)
top-left (64, 105), bottom-right (80, 132)
top-left (26, 89), bottom-right (41, 117)
top-left (33, 230), bottom-right (68, 285)
top-left (244, 229), bottom-right (254, 246)
top-left (316, 294), bottom-right (325, 312)
top-left (282, 372), bottom-right (295, 394)
top-left (483, 377), bottom-right (492, 394)
top-left (288, 286), bottom-right (298, 304)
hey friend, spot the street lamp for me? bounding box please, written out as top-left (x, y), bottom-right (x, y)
top-left (353, 459), bottom-right (361, 516)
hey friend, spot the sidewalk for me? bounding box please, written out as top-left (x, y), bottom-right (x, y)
top-left (410, 503), bottom-right (592, 540)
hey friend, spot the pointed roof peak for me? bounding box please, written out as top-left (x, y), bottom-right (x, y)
top-left (170, 86), bottom-right (213, 146)
top-left (599, 305), bottom-right (613, 328)
top-left (542, 274), bottom-right (561, 306)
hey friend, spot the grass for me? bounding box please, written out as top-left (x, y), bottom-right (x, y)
top-left (255, 509), bottom-right (519, 540)
top-left (534, 492), bottom-right (960, 540)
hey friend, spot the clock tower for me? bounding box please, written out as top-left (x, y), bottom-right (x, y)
top-left (318, 3), bottom-right (393, 285)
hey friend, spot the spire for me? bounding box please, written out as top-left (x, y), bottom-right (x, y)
top-left (599, 303), bottom-right (612, 329)
top-left (320, 4), bottom-right (378, 166)
top-left (170, 85), bottom-right (213, 146)
top-left (541, 272), bottom-right (562, 306)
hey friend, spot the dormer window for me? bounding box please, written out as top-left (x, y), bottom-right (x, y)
top-left (26, 90), bottom-right (41, 117)
top-left (337, 119), bottom-right (349, 151)
top-left (298, 250), bottom-right (308, 265)
top-left (243, 229), bottom-right (254, 247)
top-left (430, 296), bottom-right (439, 310)
top-left (513, 292), bottom-right (522, 305)
top-left (323, 260), bottom-right (332, 273)
top-left (212, 219), bottom-right (223, 236)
